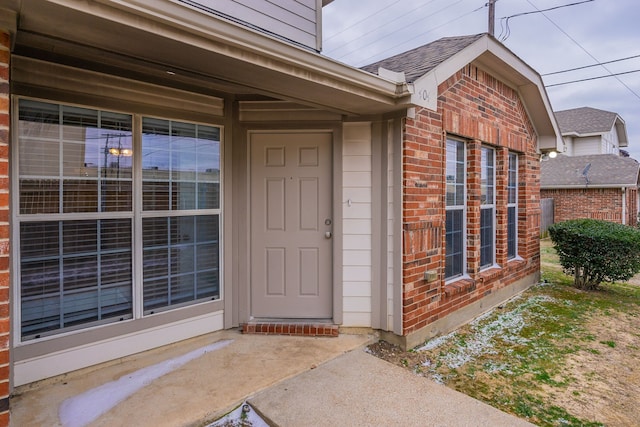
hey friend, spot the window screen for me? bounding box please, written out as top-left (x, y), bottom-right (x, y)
top-left (445, 139), bottom-right (465, 279)
top-left (16, 100), bottom-right (222, 340)
top-left (480, 146), bottom-right (495, 269)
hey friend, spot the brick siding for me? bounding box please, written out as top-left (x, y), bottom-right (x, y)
top-left (401, 65), bottom-right (540, 336)
top-left (541, 187), bottom-right (638, 226)
top-left (0, 29), bottom-right (10, 427)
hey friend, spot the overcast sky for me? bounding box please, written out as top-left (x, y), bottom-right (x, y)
top-left (322, 0), bottom-right (640, 159)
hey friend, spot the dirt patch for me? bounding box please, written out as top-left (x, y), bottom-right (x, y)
top-left (544, 311), bottom-right (640, 426)
top-left (367, 285), bottom-right (640, 426)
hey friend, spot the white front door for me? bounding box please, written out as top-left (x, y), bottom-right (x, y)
top-left (250, 132), bottom-right (332, 318)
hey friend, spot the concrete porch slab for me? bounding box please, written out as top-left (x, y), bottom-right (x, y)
top-left (10, 329), bottom-right (372, 426)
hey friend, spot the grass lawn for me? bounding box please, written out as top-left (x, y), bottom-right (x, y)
top-left (368, 238), bottom-right (640, 426)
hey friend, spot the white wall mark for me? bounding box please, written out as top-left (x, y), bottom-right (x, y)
top-left (59, 340), bottom-right (233, 427)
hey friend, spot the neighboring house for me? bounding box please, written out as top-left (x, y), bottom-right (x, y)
top-left (555, 107), bottom-right (629, 156)
top-left (541, 154), bottom-right (640, 226)
top-left (0, 1), bottom-right (561, 419)
top-left (541, 107), bottom-right (638, 227)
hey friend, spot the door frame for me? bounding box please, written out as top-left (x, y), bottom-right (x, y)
top-left (239, 127), bottom-right (343, 324)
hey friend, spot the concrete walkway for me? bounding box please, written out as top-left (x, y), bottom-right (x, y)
top-left (10, 329), bottom-right (534, 426)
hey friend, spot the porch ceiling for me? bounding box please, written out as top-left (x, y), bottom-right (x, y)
top-left (6, 0), bottom-right (412, 116)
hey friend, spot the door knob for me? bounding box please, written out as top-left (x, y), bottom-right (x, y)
top-left (325, 231), bottom-right (332, 239)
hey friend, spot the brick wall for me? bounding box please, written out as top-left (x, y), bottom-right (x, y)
top-left (401, 65), bottom-right (540, 336)
top-left (0, 29), bottom-right (10, 426)
top-left (541, 187), bottom-right (638, 226)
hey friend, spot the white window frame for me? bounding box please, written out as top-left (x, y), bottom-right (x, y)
top-left (507, 152), bottom-right (518, 260)
top-left (445, 138), bottom-right (466, 280)
top-left (12, 97), bottom-right (223, 344)
top-left (480, 146), bottom-right (495, 269)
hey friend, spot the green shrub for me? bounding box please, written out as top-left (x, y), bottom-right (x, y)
top-left (548, 219), bottom-right (640, 290)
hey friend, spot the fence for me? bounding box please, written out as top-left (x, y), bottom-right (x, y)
top-left (540, 198), bottom-right (554, 236)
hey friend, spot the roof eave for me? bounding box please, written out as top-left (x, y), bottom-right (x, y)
top-left (541, 184), bottom-right (638, 189)
top-left (413, 34), bottom-right (562, 153)
top-left (614, 116), bottom-right (629, 147)
top-left (6, 0), bottom-right (413, 116)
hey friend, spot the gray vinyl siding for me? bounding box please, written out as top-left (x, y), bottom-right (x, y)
top-left (185, 0), bottom-right (321, 50)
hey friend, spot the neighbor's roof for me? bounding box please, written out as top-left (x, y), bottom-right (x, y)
top-left (361, 34), bottom-right (484, 83)
top-left (554, 106), bottom-right (629, 149)
top-left (541, 154), bottom-right (640, 188)
top-left (555, 107), bottom-right (620, 134)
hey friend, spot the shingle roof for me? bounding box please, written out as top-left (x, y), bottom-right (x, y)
top-left (541, 154), bottom-right (640, 188)
top-left (554, 107), bottom-right (618, 135)
top-left (360, 34), bottom-right (485, 83)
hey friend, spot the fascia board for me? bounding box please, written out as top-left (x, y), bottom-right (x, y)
top-left (483, 39), bottom-right (562, 153)
top-left (562, 119), bottom-right (628, 148)
top-left (561, 131), bottom-right (604, 137)
top-left (0, 4), bottom-right (17, 48)
top-left (614, 116), bottom-right (629, 147)
top-left (410, 36), bottom-right (490, 111)
top-left (411, 34), bottom-right (562, 152)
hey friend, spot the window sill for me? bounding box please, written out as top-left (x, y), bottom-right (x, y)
top-left (443, 277), bottom-right (475, 298)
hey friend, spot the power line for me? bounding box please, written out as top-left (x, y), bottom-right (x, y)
top-left (545, 69), bottom-right (640, 87)
top-left (351, 1), bottom-right (485, 67)
top-left (542, 54), bottom-right (640, 76)
top-left (499, 0), bottom-right (594, 41)
top-left (324, 0), bottom-right (403, 42)
top-left (324, 0), bottom-right (442, 58)
top-left (524, 0), bottom-right (640, 102)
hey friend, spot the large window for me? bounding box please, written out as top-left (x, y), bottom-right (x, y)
top-left (16, 100), bottom-right (221, 340)
top-left (480, 146), bottom-right (495, 269)
top-left (141, 118), bottom-right (220, 313)
top-left (445, 139), bottom-right (465, 279)
top-left (507, 152), bottom-right (518, 259)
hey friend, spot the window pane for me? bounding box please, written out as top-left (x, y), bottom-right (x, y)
top-left (445, 209), bottom-right (464, 279)
top-left (446, 140), bottom-right (465, 207)
top-left (172, 151), bottom-right (197, 181)
top-left (508, 153), bottom-right (517, 204)
top-left (508, 206), bottom-right (517, 259)
top-left (17, 101), bottom-right (223, 340)
top-left (63, 220), bottom-right (97, 254)
top-left (142, 119), bottom-right (220, 211)
top-left (445, 139), bottom-right (466, 279)
top-left (171, 216), bottom-right (195, 244)
top-left (62, 180), bottom-right (98, 213)
top-left (20, 179), bottom-right (60, 214)
top-left (481, 147), bottom-right (494, 205)
top-left (20, 219), bottom-right (133, 340)
top-left (507, 153), bottom-right (518, 258)
top-left (20, 139), bottom-right (60, 177)
top-left (18, 100), bottom-right (132, 215)
top-left (143, 181), bottom-right (170, 211)
top-left (480, 207), bottom-right (494, 268)
top-left (173, 182), bottom-right (196, 210)
top-left (198, 182), bottom-right (219, 209)
top-left (143, 215), bottom-right (220, 313)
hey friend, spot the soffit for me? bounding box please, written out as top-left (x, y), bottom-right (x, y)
top-left (9, 0), bottom-right (411, 116)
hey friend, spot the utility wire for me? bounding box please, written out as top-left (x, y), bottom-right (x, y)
top-left (545, 69), bottom-right (640, 87)
top-left (324, 0), bottom-right (403, 42)
top-left (324, 0), bottom-right (442, 58)
top-left (352, 1), bottom-right (485, 67)
top-left (499, 0), bottom-right (594, 41)
top-left (542, 54), bottom-right (640, 76)
top-left (525, 0), bottom-right (640, 101)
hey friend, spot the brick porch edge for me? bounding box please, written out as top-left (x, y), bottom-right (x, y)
top-left (241, 322), bottom-right (339, 337)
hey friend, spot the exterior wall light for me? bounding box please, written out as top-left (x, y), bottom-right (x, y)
top-left (540, 150), bottom-right (558, 161)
